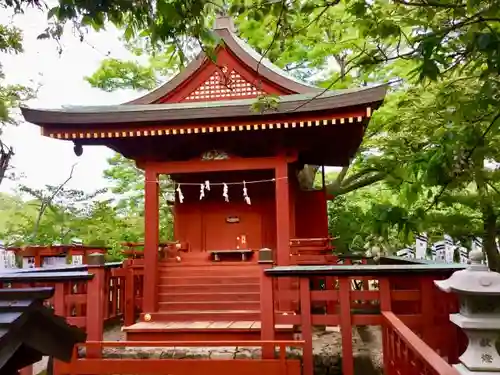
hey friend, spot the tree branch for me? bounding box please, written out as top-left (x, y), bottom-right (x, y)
top-left (326, 171), bottom-right (386, 196)
top-left (394, 0), bottom-right (465, 8)
top-left (0, 140), bottom-right (14, 187)
top-left (334, 165), bottom-right (350, 186)
top-left (29, 163), bottom-right (77, 243)
top-left (425, 110), bottom-right (500, 212)
top-left (341, 167), bottom-right (383, 186)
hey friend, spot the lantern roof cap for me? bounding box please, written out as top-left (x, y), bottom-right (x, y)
top-left (434, 250), bottom-right (500, 295)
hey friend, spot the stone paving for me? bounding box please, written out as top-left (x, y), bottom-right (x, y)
top-left (34, 324), bottom-right (383, 375)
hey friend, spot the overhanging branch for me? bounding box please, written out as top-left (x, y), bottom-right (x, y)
top-left (0, 140), bottom-right (14, 187)
top-left (326, 171), bottom-right (386, 196)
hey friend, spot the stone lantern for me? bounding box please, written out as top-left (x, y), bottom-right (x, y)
top-left (434, 250), bottom-right (500, 374)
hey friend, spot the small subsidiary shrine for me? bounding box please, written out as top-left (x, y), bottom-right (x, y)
top-left (21, 15), bottom-right (387, 329)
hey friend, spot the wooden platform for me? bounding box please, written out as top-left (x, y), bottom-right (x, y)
top-left (124, 321), bottom-right (295, 341)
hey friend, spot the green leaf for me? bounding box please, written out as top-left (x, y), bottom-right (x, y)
top-left (36, 32), bottom-right (50, 40)
top-left (124, 25), bottom-right (134, 41)
top-left (47, 6), bottom-right (59, 19)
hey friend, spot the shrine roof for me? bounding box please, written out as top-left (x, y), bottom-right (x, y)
top-left (21, 84), bottom-right (387, 126)
top-left (126, 15), bottom-right (321, 104)
top-left (0, 286), bottom-right (86, 373)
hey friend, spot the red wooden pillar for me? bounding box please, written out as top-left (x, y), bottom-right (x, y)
top-left (124, 259), bottom-right (136, 326)
top-left (50, 282), bottom-right (67, 375)
top-left (275, 159), bottom-right (290, 266)
top-left (259, 249), bottom-right (275, 359)
top-left (379, 277), bottom-right (392, 373)
top-left (275, 158), bottom-right (292, 312)
top-left (143, 168), bottom-right (159, 313)
top-left (288, 178), bottom-right (296, 239)
top-left (420, 276), bottom-right (436, 348)
top-left (86, 265), bottom-right (105, 341)
top-left (34, 249), bottom-right (42, 268)
top-left (339, 276), bottom-right (354, 375)
top-left (86, 263), bottom-right (105, 359)
top-left (300, 277), bottom-right (313, 375)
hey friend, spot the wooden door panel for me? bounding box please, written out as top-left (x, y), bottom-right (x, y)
top-left (203, 206), bottom-right (262, 251)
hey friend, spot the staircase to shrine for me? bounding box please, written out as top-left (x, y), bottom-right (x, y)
top-left (124, 253), bottom-right (294, 341)
top-left (157, 257), bottom-right (261, 320)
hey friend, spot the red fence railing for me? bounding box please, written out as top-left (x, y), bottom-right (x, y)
top-left (261, 259), bottom-right (466, 375)
top-left (121, 258), bottom-right (145, 325)
top-left (55, 340), bottom-right (303, 375)
top-left (382, 311), bottom-right (460, 375)
top-left (7, 249), bottom-right (467, 375)
top-left (0, 262), bottom-right (126, 332)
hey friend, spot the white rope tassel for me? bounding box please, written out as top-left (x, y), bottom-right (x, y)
top-left (223, 183), bottom-right (229, 202)
top-left (199, 183), bottom-right (205, 200)
top-left (243, 181), bottom-right (251, 205)
top-left (205, 180), bottom-right (211, 191)
top-left (176, 184), bottom-right (184, 203)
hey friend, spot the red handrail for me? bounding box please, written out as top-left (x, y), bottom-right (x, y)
top-left (382, 311), bottom-right (460, 375)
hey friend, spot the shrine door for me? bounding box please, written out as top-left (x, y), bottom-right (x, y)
top-left (203, 205), bottom-right (262, 251)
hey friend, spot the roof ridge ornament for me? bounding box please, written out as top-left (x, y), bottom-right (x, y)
top-left (214, 10), bottom-right (236, 33)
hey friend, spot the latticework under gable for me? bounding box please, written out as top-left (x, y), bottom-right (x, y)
top-left (182, 69), bottom-right (264, 102)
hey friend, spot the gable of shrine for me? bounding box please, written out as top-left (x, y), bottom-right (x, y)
top-left (126, 17), bottom-right (320, 105)
top-left (182, 68), bottom-right (263, 102)
top-left (153, 47), bottom-right (294, 104)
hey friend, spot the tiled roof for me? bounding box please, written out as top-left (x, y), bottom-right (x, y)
top-left (0, 286), bottom-right (86, 373)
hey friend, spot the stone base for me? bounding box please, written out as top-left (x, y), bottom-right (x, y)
top-left (40, 325), bottom-right (383, 375)
top-left (77, 346), bottom-right (301, 360)
top-left (454, 363), bottom-right (500, 375)
top-left (76, 345), bottom-right (376, 375)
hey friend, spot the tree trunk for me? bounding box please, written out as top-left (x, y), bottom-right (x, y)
top-left (472, 142), bottom-right (499, 271)
top-left (482, 205), bottom-right (499, 272)
top-left (0, 144), bottom-right (13, 186)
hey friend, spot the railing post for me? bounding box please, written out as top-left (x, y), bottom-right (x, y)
top-left (420, 275), bottom-right (436, 349)
top-left (379, 277), bottom-right (392, 373)
top-left (103, 267), bottom-right (110, 321)
top-left (53, 281), bottom-right (66, 317)
top-left (124, 259), bottom-right (136, 326)
top-left (339, 276), bottom-right (354, 375)
top-left (259, 248), bottom-right (275, 359)
top-left (86, 253), bottom-right (105, 357)
top-left (299, 277), bottom-right (313, 375)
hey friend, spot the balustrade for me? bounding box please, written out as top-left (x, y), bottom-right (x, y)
top-left (3, 247), bottom-right (474, 375)
top-left (259, 251), bottom-right (466, 375)
top-left (0, 259), bottom-right (126, 331)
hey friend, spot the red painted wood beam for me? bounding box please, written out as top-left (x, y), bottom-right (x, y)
top-left (274, 158), bottom-right (290, 266)
top-left (139, 154), bottom-right (297, 174)
top-left (143, 168), bottom-right (159, 313)
top-left (275, 156), bottom-right (293, 312)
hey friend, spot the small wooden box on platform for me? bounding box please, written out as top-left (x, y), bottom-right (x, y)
top-left (435, 250), bottom-right (500, 375)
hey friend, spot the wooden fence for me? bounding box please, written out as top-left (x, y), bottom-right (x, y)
top-left (382, 311), bottom-right (460, 375)
top-left (0, 262), bottom-right (129, 337)
top-left (55, 340), bottom-right (303, 375)
top-left (261, 261), bottom-right (465, 375)
top-left (2, 254), bottom-right (467, 375)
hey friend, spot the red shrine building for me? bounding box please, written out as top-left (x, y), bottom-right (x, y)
top-left (22, 16), bottom-right (386, 336)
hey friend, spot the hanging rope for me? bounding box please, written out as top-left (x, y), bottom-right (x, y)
top-left (154, 177), bottom-right (287, 203)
